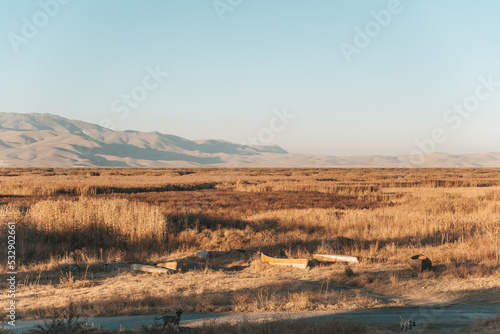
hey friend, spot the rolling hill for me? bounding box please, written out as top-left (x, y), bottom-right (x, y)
top-left (0, 113), bottom-right (498, 167)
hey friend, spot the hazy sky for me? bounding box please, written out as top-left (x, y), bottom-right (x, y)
top-left (1, 0), bottom-right (500, 156)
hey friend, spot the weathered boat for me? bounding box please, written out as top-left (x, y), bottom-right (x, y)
top-left (260, 252), bottom-right (309, 269)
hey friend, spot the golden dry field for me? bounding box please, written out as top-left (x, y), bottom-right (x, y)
top-left (1, 167), bottom-right (500, 330)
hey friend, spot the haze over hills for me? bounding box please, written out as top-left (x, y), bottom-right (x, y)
top-left (0, 113), bottom-right (499, 167)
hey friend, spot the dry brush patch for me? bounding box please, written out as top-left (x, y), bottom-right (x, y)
top-left (1, 168), bottom-right (500, 319)
top-left (464, 313), bottom-right (500, 334)
top-left (5, 262), bottom-right (398, 320)
top-left (196, 317), bottom-right (391, 334)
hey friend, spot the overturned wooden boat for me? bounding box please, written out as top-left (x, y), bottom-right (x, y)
top-left (313, 254), bottom-right (360, 264)
top-left (130, 263), bottom-right (175, 274)
top-left (260, 252), bottom-right (309, 269)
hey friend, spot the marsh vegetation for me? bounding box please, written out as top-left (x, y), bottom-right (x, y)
top-left (0, 168), bottom-right (499, 325)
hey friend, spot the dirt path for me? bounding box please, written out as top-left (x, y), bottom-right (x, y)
top-left (8, 304), bottom-right (500, 333)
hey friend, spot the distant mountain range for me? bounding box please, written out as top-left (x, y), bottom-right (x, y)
top-left (0, 113), bottom-right (499, 167)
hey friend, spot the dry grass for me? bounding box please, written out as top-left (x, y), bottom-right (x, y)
top-left (196, 318), bottom-right (390, 334)
top-left (1, 168), bottom-right (500, 320)
top-left (464, 314), bottom-right (500, 333)
top-left (30, 197), bottom-right (165, 244)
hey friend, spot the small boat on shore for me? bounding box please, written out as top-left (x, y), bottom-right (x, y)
top-left (260, 252), bottom-right (309, 269)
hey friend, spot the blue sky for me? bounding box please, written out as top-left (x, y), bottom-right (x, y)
top-left (1, 0), bottom-right (500, 156)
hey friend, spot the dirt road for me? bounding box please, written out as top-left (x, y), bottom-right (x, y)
top-left (8, 304), bottom-right (500, 333)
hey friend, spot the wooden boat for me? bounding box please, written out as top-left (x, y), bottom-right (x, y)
top-left (260, 252), bottom-right (309, 269)
top-left (313, 254), bottom-right (360, 264)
